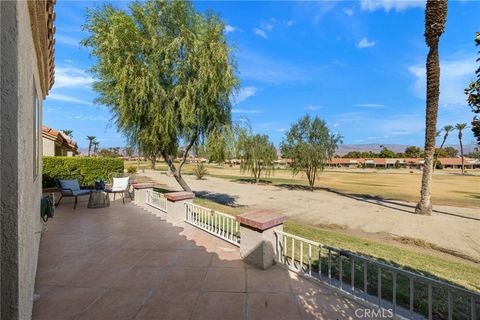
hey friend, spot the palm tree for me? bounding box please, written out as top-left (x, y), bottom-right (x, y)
top-left (86, 136), bottom-right (96, 157)
top-left (433, 125), bottom-right (454, 171)
top-left (93, 140), bottom-right (100, 156)
top-left (455, 123), bottom-right (468, 174)
top-left (415, 0), bottom-right (448, 216)
top-left (62, 129), bottom-right (73, 138)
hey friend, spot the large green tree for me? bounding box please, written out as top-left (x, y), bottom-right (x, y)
top-left (237, 130), bottom-right (277, 183)
top-left (281, 115), bottom-right (342, 191)
top-left (465, 32), bottom-right (480, 145)
top-left (82, 0), bottom-right (238, 191)
top-left (415, 0), bottom-right (448, 216)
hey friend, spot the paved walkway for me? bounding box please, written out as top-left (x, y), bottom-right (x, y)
top-left (33, 197), bottom-right (365, 319)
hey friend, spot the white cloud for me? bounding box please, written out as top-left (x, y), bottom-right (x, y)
top-left (232, 108), bottom-right (263, 114)
top-left (263, 23), bottom-right (274, 31)
top-left (391, 130), bottom-right (410, 135)
top-left (360, 0), bottom-right (425, 12)
top-left (233, 87), bottom-right (257, 104)
top-left (54, 66), bottom-right (94, 89)
top-left (55, 34), bottom-right (81, 47)
top-left (343, 8), bottom-right (354, 16)
top-left (225, 25), bottom-right (236, 34)
top-left (356, 38), bottom-right (376, 49)
top-left (307, 105), bottom-right (323, 110)
top-left (408, 55), bottom-right (476, 107)
top-left (355, 103), bottom-right (385, 108)
top-left (48, 93), bottom-right (93, 105)
top-left (286, 20), bottom-right (296, 27)
top-left (253, 28), bottom-right (268, 39)
top-left (333, 123), bottom-right (340, 128)
top-left (67, 114), bottom-right (109, 121)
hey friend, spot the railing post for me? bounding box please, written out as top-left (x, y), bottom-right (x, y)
top-left (165, 191), bottom-right (195, 226)
top-left (132, 183), bottom-right (154, 206)
top-left (236, 209), bottom-right (286, 270)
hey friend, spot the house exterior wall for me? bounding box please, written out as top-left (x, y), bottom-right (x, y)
top-left (42, 136), bottom-right (55, 156)
top-left (1, 1), bottom-right (44, 318)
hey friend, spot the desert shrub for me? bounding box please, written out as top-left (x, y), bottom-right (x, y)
top-left (42, 156), bottom-right (124, 188)
top-left (193, 163), bottom-right (208, 180)
top-left (127, 165), bottom-right (137, 174)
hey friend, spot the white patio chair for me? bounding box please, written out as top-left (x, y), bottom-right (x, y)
top-left (105, 177), bottom-right (130, 204)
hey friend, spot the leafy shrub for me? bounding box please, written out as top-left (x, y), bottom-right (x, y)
top-left (193, 163), bottom-right (208, 180)
top-left (127, 166), bottom-right (137, 174)
top-left (43, 156), bottom-right (124, 188)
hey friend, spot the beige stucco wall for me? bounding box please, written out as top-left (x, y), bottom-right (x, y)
top-left (17, 1), bottom-right (44, 319)
top-left (42, 137), bottom-right (55, 156)
top-left (0, 1), bottom-right (44, 318)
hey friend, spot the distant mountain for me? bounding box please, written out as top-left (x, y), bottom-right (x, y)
top-left (336, 144), bottom-right (410, 155)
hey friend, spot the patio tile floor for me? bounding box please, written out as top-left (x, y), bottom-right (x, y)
top-left (33, 198), bottom-right (364, 319)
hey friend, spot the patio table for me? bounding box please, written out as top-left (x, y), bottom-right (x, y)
top-left (87, 190), bottom-right (110, 209)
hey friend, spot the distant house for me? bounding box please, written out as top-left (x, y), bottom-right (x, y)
top-left (42, 126), bottom-right (78, 156)
top-left (438, 157), bottom-right (480, 169)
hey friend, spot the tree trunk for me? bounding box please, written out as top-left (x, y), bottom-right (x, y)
top-left (416, 0), bottom-right (447, 215)
top-left (416, 48), bottom-right (441, 215)
top-left (433, 136), bottom-right (447, 172)
top-left (150, 155), bottom-right (156, 170)
top-left (161, 151), bottom-right (192, 192)
top-left (88, 142), bottom-right (92, 157)
top-left (459, 136), bottom-right (464, 174)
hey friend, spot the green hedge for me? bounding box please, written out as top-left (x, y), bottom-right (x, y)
top-left (42, 157), bottom-right (124, 188)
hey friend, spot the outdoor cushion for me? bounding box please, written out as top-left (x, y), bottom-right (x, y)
top-left (72, 190), bottom-right (91, 196)
top-left (112, 177), bottom-right (129, 190)
top-left (59, 180), bottom-right (81, 195)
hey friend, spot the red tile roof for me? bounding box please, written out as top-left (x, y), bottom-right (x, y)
top-left (42, 125), bottom-right (78, 150)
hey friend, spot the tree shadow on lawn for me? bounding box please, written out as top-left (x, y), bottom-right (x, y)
top-left (275, 184), bottom-right (480, 222)
top-left (194, 190), bottom-right (246, 208)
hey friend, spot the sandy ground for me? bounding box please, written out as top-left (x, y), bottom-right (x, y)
top-left (140, 170), bottom-right (480, 261)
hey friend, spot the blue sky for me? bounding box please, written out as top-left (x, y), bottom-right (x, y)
top-left (44, 0), bottom-right (480, 149)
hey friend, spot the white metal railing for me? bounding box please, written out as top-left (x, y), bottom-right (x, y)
top-left (184, 202), bottom-right (240, 246)
top-left (274, 230), bottom-right (480, 320)
top-left (145, 190), bottom-right (167, 212)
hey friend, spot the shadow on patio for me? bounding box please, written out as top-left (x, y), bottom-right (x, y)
top-left (33, 197), bottom-right (364, 319)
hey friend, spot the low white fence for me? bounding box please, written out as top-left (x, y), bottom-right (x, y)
top-left (145, 190), bottom-right (167, 212)
top-left (274, 230), bottom-right (480, 320)
top-left (184, 202), bottom-right (240, 246)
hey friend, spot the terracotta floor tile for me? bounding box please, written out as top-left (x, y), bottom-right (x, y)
top-left (67, 263), bottom-right (133, 287)
top-left (159, 267), bottom-right (208, 291)
top-left (78, 288), bottom-right (151, 320)
top-left (192, 292), bottom-right (245, 320)
top-left (247, 293), bottom-right (302, 320)
top-left (111, 265), bottom-right (168, 289)
top-left (246, 267), bottom-right (292, 293)
top-left (201, 267), bottom-right (246, 292)
top-left (122, 237), bottom-right (163, 250)
top-left (295, 292), bottom-right (361, 320)
top-left (102, 248), bottom-right (148, 265)
top-left (135, 290), bottom-right (198, 320)
top-left (137, 250), bottom-right (178, 267)
top-left (32, 286), bottom-right (106, 320)
top-left (174, 249), bottom-right (213, 267)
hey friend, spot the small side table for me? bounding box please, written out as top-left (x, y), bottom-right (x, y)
top-left (88, 190), bottom-right (110, 208)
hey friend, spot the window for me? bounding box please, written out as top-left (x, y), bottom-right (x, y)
top-left (33, 82), bottom-right (40, 178)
